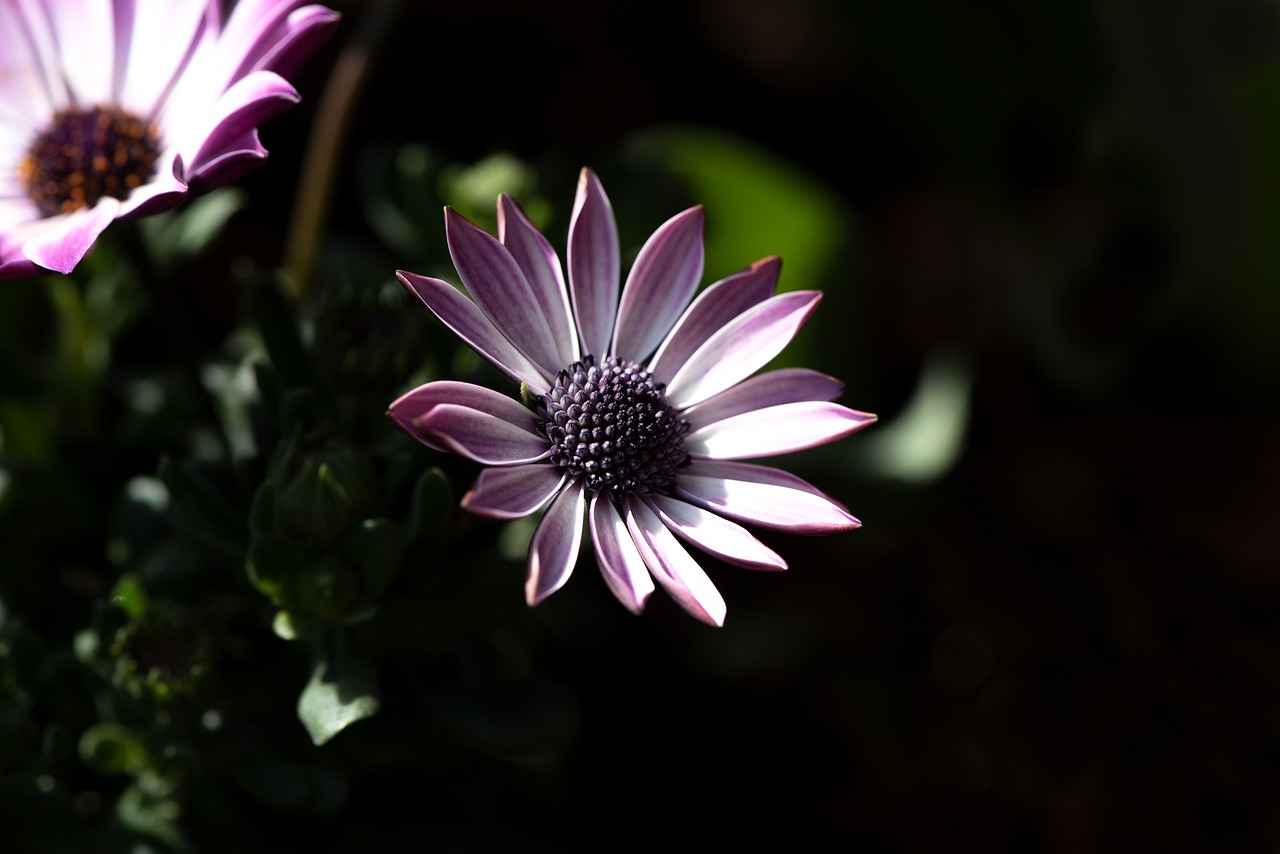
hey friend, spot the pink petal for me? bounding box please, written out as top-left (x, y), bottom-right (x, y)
top-left (498, 193), bottom-right (578, 367)
top-left (647, 256), bottom-right (779, 384)
top-left (446, 207), bottom-right (562, 375)
top-left (625, 497), bottom-right (727, 627)
top-left (181, 70), bottom-right (300, 183)
top-left (588, 493), bottom-right (655, 614)
top-left (118, 153), bottom-right (189, 218)
top-left (216, 0), bottom-right (341, 82)
top-left (180, 129), bottom-right (266, 194)
top-left (526, 481), bottom-right (586, 605)
top-left (611, 205), bottom-right (704, 363)
top-left (22, 199), bottom-right (121, 274)
top-left (416, 404), bottom-right (550, 466)
top-left (567, 168), bottom-right (619, 360)
top-left (675, 459), bottom-right (860, 534)
top-left (684, 402), bottom-right (877, 460)
top-left (463, 465), bottom-right (566, 520)
top-left (664, 290), bottom-right (822, 409)
top-left (397, 270), bottom-right (552, 394)
top-left (647, 495), bottom-right (786, 571)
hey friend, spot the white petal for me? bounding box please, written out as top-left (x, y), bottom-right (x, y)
top-left (463, 466), bottom-right (566, 520)
top-left (675, 460), bottom-right (860, 534)
top-left (118, 0), bottom-right (210, 117)
top-left (648, 495), bottom-right (786, 571)
top-left (625, 496), bottom-right (727, 627)
top-left (589, 493), bottom-right (655, 614)
top-left (665, 291), bottom-right (822, 409)
top-left (611, 205), bottom-right (704, 363)
top-left (43, 0), bottom-right (116, 105)
top-left (567, 168), bottom-right (619, 360)
top-left (526, 481), bottom-right (586, 605)
top-left (498, 193), bottom-right (578, 367)
top-left (684, 402), bottom-right (876, 459)
top-left (415, 403), bottom-right (550, 466)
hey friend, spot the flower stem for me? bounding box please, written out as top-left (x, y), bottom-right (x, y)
top-left (283, 0), bottom-right (404, 300)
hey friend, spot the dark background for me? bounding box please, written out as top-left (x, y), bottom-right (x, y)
top-left (8, 0), bottom-right (1279, 851)
top-left (243, 0), bottom-right (1279, 850)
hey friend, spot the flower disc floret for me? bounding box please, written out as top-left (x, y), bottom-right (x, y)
top-left (542, 355), bottom-right (690, 498)
top-left (20, 107), bottom-right (161, 217)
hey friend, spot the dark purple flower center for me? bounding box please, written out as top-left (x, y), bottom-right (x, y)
top-left (20, 105), bottom-right (161, 217)
top-left (541, 355), bottom-right (690, 498)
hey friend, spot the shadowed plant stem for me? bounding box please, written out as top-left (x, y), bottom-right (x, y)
top-left (283, 0), bottom-right (404, 300)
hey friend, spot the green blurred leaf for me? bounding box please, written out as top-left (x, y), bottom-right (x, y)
top-left (79, 722), bottom-right (149, 776)
top-left (625, 124), bottom-right (853, 292)
top-left (140, 187), bottom-right (246, 269)
top-left (297, 633), bottom-right (380, 746)
top-left (109, 573), bottom-right (149, 620)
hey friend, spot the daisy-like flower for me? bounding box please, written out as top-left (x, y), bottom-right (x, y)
top-left (0, 0), bottom-right (339, 280)
top-left (390, 168), bottom-right (875, 626)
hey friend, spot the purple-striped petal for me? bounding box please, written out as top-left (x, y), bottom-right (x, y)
top-left (388, 380), bottom-right (537, 437)
top-left (0, 247), bottom-right (42, 281)
top-left (181, 130), bottom-right (269, 194)
top-left (238, 3), bottom-right (341, 80)
top-left (647, 256), bottom-right (781, 384)
top-left (416, 404), bottom-right (550, 466)
top-left (463, 465), bottom-right (565, 520)
top-left (397, 271), bottom-right (553, 394)
top-left (498, 194), bottom-right (578, 367)
top-left (624, 496), bottom-right (727, 627)
top-left (22, 199), bottom-right (121, 274)
top-left (182, 70), bottom-right (299, 181)
top-left (118, 154), bottom-right (189, 218)
top-left (664, 290), bottom-right (822, 409)
top-left (684, 401), bottom-right (877, 460)
top-left (567, 168), bottom-right (619, 360)
top-left (589, 493), bottom-right (655, 614)
top-left (611, 205), bottom-right (704, 363)
top-left (446, 207), bottom-right (563, 375)
top-left (683, 367), bottom-right (845, 429)
top-left (526, 481), bottom-right (586, 605)
top-left (675, 459), bottom-right (860, 534)
top-left (647, 495), bottom-right (786, 571)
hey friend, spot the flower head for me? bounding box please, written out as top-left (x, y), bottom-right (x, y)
top-left (0, 0), bottom-right (339, 280)
top-left (390, 168), bottom-right (875, 626)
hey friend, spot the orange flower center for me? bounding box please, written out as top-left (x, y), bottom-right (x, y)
top-left (20, 106), bottom-right (161, 217)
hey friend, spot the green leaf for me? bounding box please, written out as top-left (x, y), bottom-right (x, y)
top-left (297, 632), bottom-right (380, 746)
top-left (109, 573), bottom-right (148, 620)
top-left (78, 722), bottom-right (149, 776)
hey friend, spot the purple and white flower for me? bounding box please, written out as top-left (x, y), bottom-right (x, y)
top-left (0, 0), bottom-right (339, 280)
top-left (390, 168), bottom-right (875, 626)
